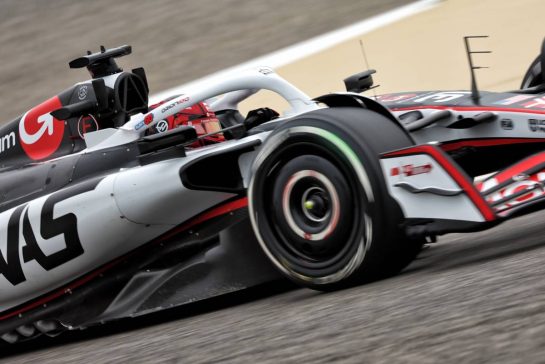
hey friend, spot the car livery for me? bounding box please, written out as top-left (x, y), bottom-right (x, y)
top-left (3, 39), bottom-right (545, 344)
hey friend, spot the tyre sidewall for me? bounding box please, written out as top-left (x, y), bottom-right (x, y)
top-left (249, 109), bottom-right (411, 287)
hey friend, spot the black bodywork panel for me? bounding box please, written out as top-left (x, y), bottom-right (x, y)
top-left (0, 209), bottom-right (280, 341)
top-left (0, 144), bottom-right (139, 215)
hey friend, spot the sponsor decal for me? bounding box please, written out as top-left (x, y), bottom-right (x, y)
top-left (155, 120), bottom-right (169, 133)
top-left (528, 118), bottom-right (545, 132)
top-left (493, 95), bottom-right (534, 105)
top-left (144, 113), bottom-right (154, 125)
top-left (135, 121), bottom-right (146, 130)
top-left (77, 115), bottom-right (99, 139)
top-left (161, 105), bottom-right (174, 113)
top-left (412, 91), bottom-right (469, 103)
top-left (513, 173), bottom-right (529, 181)
top-left (160, 96), bottom-right (190, 114)
top-left (0, 178), bottom-right (102, 286)
top-left (258, 67), bottom-right (274, 75)
top-left (19, 97), bottom-right (65, 160)
top-left (78, 85), bottom-right (88, 100)
top-left (479, 172), bottom-right (545, 211)
top-left (501, 118), bottom-right (514, 130)
top-left (0, 132), bottom-right (16, 155)
top-left (375, 93), bottom-right (419, 103)
top-left (390, 163), bottom-right (432, 177)
top-left (522, 97), bottom-right (545, 109)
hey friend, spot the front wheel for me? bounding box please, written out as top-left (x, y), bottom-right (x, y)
top-left (248, 107), bottom-right (423, 290)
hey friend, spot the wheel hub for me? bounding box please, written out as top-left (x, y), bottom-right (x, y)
top-left (302, 187), bottom-right (330, 222)
top-left (281, 170), bottom-right (340, 242)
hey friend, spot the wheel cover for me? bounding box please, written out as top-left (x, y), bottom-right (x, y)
top-left (281, 169), bottom-right (340, 242)
top-left (249, 126), bottom-right (374, 285)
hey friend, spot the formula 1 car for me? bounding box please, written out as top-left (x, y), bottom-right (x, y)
top-left (2, 38), bottom-right (545, 343)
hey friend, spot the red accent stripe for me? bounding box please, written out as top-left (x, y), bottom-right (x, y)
top-left (391, 105), bottom-right (545, 115)
top-left (158, 197), bottom-right (248, 242)
top-left (487, 152), bottom-right (545, 186)
top-left (441, 138), bottom-right (545, 152)
top-left (0, 197), bottom-right (249, 321)
top-left (0, 258), bottom-right (122, 321)
top-left (383, 145), bottom-right (496, 221)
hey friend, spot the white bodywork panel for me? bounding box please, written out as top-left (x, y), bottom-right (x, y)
top-left (113, 158), bottom-right (235, 226)
top-left (380, 154), bottom-right (485, 222)
top-left (0, 176), bottom-right (165, 311)
top-left (0, 135), bottom-right (268, 311)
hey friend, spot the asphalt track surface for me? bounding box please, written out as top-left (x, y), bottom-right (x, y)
top-left (4, 212), bottom-right (545, 363)
top-left (3, 0), bottom-right (545, 363)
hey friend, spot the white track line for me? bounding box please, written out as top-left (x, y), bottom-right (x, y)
top-left (150, 0), bottom-right (442, 103)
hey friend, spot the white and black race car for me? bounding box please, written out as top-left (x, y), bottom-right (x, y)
top-left (2, 39), bottom-right (545, 343)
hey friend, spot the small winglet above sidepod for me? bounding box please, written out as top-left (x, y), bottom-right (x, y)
top-left (69, 45), bottom-right (132, 78)
top-left (343, 69), bottom-right (377, 93)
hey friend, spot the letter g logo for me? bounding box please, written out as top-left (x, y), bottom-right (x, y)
top-left (19, 97), bottom-right (65, 160)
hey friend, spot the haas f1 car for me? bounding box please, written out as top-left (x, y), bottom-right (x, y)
top-left (2, 39), bottom-right (545, 343)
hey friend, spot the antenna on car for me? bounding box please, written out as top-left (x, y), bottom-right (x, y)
top-left (464, 36), bottom-right (491, 105)
top-left (359, 39), bottom-right (379, 99)
top-left (359, 40), bottom-right (371, 70)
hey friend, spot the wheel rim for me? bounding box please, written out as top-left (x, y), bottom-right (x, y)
top-left (301, 187), bottom-right (329, 222)
top-left (281, 170), bottom-right (340, 243)
top-left (269, 153), bottom-right (361, 266)
top-left (248, 126), bottom-right (375, 284)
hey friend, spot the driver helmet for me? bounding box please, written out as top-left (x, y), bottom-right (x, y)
top-left (148, 96), bottom-right (224, 146)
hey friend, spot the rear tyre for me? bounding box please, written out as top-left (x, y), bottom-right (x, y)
top-left (521, 36), bottom-right (545, 90)
top-left (521, 55), bottom-right (542, 90)
top-left (248, 107), bottom-right (423, 290)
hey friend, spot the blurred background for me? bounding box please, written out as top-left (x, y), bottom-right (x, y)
top-left (2, 0), bottom-right (543, 122)
top-left (3, 0), bottom-right (545, 362)
top-left (0, 0), bottom-right (410, 121)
